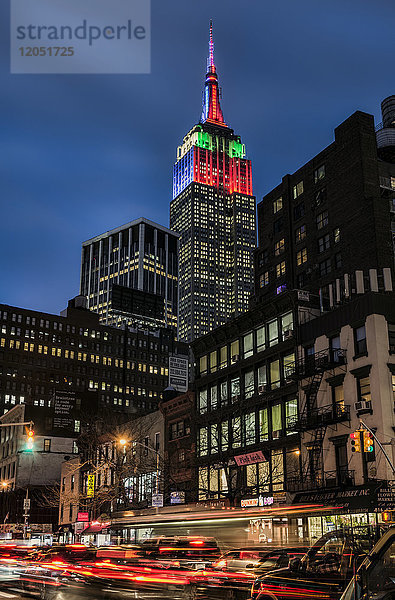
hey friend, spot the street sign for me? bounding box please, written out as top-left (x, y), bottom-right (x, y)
top-left (23, 499), bottom-right (31, 511)
top-left (87, 474), bottom-right (95, 497)
top-left (151, 493), bottom-right (164, 508)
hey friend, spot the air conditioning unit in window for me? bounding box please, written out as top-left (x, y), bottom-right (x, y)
top-left (354, 400), bottom-right (372, 412)
top-left (231, 354), bottom-right (240, 362)
top-left (283, 329), bottom-right (294, 340)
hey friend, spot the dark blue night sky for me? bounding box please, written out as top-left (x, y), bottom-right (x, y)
top-left (0, 0), bottom-right (393, 314)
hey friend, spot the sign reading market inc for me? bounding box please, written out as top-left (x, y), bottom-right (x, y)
top-left (234, 450), bottom-right (266, 466)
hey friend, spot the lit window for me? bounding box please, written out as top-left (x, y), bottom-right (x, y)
top-left (243, 332), bottom-right (253, 359)
top-left (296, 248), bottom-right (307, 266)
top-left (274, 238), bottom-right (285, 256)
top-left (334, 227), bottom-right (340, 243)
top-left (276, 261), bottom-right (286, 278)
top-left (314, 164), bottom-right (325, 183)
top-left (295, 225), bottom-right (306, 243)
top-left (260, 271), bottom-right (269, 287)
top-left (293, 181), bottom-right (304, 199)
top-left (317, 210), bottom-right (329, 230)
top-left (273, 197), bottom-right (283, 214)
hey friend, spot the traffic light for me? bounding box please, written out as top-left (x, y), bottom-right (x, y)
top-left (350, 431), bottom-right (361, 452)
top-left (363, 431), bottom-right (374, 453)
top-left (26, 427), bottom-right (34, 451)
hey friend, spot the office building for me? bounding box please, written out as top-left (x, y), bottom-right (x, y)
top-left (170, 23), bottom-right (256, 342)
top-left (80, 218), bottom-right (179, 330)
top-left (254, 96), bottom-right (395, 304)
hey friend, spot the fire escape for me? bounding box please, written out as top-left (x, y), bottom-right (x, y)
top-left (287, 348), bottom-right (351, 492)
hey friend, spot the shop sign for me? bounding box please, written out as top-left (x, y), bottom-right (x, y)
top-left (234, 451), bottom-right (266, 466)
top-left (297, 290), bottom-right (310, 301)
top-left (77, 512), bottom-right (89, 522)
top-left (169, 356), bottom-right (188, 392)
top-left (87, 474), bottom-right (95, 497)
top-left (241, 496), bottom-right (274, 508)
top-left (170, 491), bottom-right (185, 505)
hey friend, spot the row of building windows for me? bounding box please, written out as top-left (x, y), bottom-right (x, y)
top-left (198, 312), bottom-right (294, 375)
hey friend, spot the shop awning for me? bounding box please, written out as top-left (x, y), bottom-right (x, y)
top-left (81, 523), bottom-right (109, 535)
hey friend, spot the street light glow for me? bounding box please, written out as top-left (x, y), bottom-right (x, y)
top-left (119, 438), bottom-right (127, 446)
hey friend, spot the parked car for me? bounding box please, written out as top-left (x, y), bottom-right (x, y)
top-left (251, 526), bottom-right (382, 600)
top-left (341, 525), bottom-right (395, 600)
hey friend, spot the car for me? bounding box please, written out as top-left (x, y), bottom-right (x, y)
top-left (251, 526), bottom-right (382, 600)
top-left (341, 525), bottom-right (395, 600)
top-left (194, 546), bottom-right (308, 600)
top-left (139, 536), bottom-right (221, 569)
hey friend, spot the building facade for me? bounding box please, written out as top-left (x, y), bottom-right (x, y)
top-left (0, 297), bottom-right (188, 418)
top-left (80, 218), bottom-right (179, 330)
top-left (254, 97), bottom-right (395, 303)
top-left (170, 24), bottom-right (256, 342)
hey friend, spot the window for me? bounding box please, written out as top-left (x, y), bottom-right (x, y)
top-left (71, 475), bottom-right (75, 491)
top-left (316, 210), bottom-right (328, 230)
top-left (314, 164), bottom-right (325, 183)
top-left (271, 449), bottom-right (284, 491)
top-left (44, 439), bottom-right (51, 452)
top-left (257, 364), bottom-right (267, 392)
top-left (219, 345), bottom-right (227, 369)
top-left (330, 335), bottom-right (341, 362)
top-left (389, 324), bottom-right (395, 352)
top-left (273, 197), bottom-right (283, 213)
top-left (293, 180), bottom-right (304, 199)
top-left (333, 227), bottom-right (340, 244)
top-left (296, 247), bottom-right (307, 266)
top-left (243, 332), bottom-right (253, 359)
top-left (210, 350), bottom-right (217, 373)
top-left (270, 359), bottom-right (281, 389)
top-left (272, 404), bottom-right (282, 438)
top-left (220, 381), bottom-right (228, 405)
top-left (315, 187), bottom-right (326, 207)
top-left (230, 340), bottom-right (240, 362)
top-left (232, 417), bottom-right (241, 448)
top-left (210, 385), bottom-right (218, 411)
top-left (295, 224), bottom-right (306, 243)
top-left (333, 384), bottom-right (344, 410)
top-left (244, 413), bottom-right (256, 445)
top-left (276, 261), bottom-right (286, 278)
top-left (210, 424), bottom-right (219, 454)
top-left (319, 258), bottom-right (331, 276)
top-left (230, 377), bottom-right (240, 401)
top-left (268, 319), bottom-right (279, 346)
top-left (260, 271), bottom-right (269, 287)
top-left (256, 326), bottom-right (265, 352)
top-left (244, 370), bottom-right (254, 399)
top-left (199, 355), bottom-right (207, 375)
top-left (274, 238), bottom-right (285, 256)
top-left (258, 249), bottom-right (269, 267)
top-left (221, 421), bottom-right (229, 451)
top-left (285, 399), bottom-right (298, 431)
top-left (283, 352), bottom-right (295, 379)
top-left (355, 325), bottom-right (367, 355)
top-left (335, 253), bottom-right (342, 269)
top-left (273, 218), bottom-right (283, 234)
top-left (198, 389), bottom-right (208, 413)
top-left (198, 427), bottom-right (208, 456)
top-left (259, 408), bottom-right (269, 441)
top-left (281, 312), bottom-right (293, 337)
top-left (358, 376), bottom-right (371, 403)
top-left (318, 233), bottom-right (330, 253)
top-left (293, 202), bottom-right (305, 221)
top-left (74, 420), bottom-right (80, 433)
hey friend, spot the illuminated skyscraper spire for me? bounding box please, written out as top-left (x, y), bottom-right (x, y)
top-left (201, 20), bottom-right (226, 126)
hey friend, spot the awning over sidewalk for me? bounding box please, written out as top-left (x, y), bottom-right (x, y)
top-left (81, 523), bottom-right (109, 535)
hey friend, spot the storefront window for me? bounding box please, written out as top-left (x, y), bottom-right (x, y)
top-left (246, 464), bottom-right (257, 493)
top-left (209, 466), bottom-right (219, 494)
top-left (244, 369), bottom-right (254, 398)
top-left (258, 461), bottom-right (270, 493)
top-left (259, 408), bottom-right (269, 441)
top-left (220, 469), bottom-right (228, 493)
top-left (198, 467), bottom-right (208, 500)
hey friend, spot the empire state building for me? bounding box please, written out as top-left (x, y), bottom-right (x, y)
top-left (170, 23), bottom-right (256, 342)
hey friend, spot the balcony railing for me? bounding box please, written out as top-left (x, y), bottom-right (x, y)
top-left (289, 349), bottom-right (346, 381)
top-left (287, 469), bottom-right (355, 492)
top-left (287, 403), bottom-right (351, 431)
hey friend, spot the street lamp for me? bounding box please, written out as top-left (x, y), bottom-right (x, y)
top-left (1, 481), bottom-right (8, 490)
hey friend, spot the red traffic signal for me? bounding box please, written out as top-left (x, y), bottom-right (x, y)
top-left (350, 431), bottom-right (361, 452)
